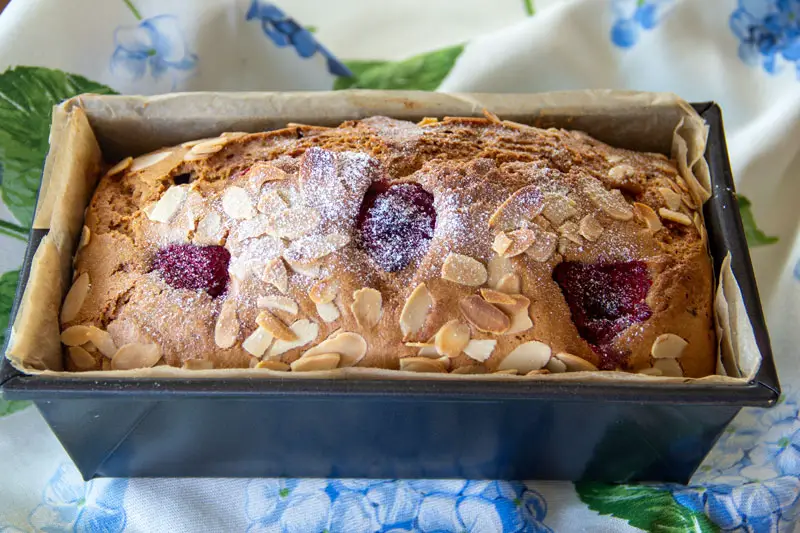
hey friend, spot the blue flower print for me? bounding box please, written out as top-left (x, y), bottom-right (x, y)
top-left (110, 14), bottom-right (198, 85)
top-left (730, 0), bottom-right (800, 77)
top-left (245, 478), bottom-right (552, 532)
top-left (246, 0), bottom-right (352, 78)
top-left (610, 0), bottom-right (675, 48)
top-left (669, 386), bottom-right (800, 532)
top-left (22, 462), bottom-right (127, 533)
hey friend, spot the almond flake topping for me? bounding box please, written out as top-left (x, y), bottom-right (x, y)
top-left (488, 184), bottom-right (545, 230)
top-left (633, 203), bottom-right (663, 233)
top-left (459, 295), bottom-right (510, 334)
top-left (291, 353), bottom-right (340, 372)
top-left (269, 207), bottom-right (321, 239)
top-left (130, 151), bottom-right (171, 172)
top-left (653, 358), bottom-right (683, 377)
top-left (106, 156), bottom-right (132, 177)
top-left (86, 326), bottom-right (117, 357)
top-left (268, 319), bottom-right (319, 357)
top-left (257, 295), bottom-right (298, 315)
top-left (351, 288), bottom-right (383, 329)
top-left (582, 176), bottom-right (633, 221)
top-left (541, 194), bottom-right (579, 226)
top-left (659, 208), bottom-right (692, 226)
top-left (242, 327), bottom-right (274, 357)
top-left (441, 253), bottom-right (487, 287)
top-left (578, 214), bottom-right (603, 241)
top-left (214, 300), bottom-right (239, 349)
top-left (61, 272), bottom-right (90, 323)
top-left (498, 341), bottom-right (551, 373)
top-left (61, 325), bottom-right (92, 346)
top-left (255, 360), bottom-right (290, 371)
top-left (301, 331), bottom-right (367, 367)
top-left (399, 283), bottom-right (433, 338)
top-left (553, 352), bottom-right (598, 372)
top-left (494, 294), bottom-right (533, 335)
top-left (68, 346), bottom-right (96, 370)
top-left (524, 228), bottom-right (558, 262)
top-left (262, 258), bottom-right (289, 293)
top-left (147, 185), bottom-right (187, 223)
top-left (316, 302), bottom-right (340, 323)
top-left (256, 310), bottom-right (297, 341)
top-left (222, 186), bottom-right (256, 220)
top-left (111, 343), bottom-right (162, 370)
top-left (651, 333), bottom-right (688, 359)
top-left (463, 339), bottom-right (496, 362)
top-left (496, 273), bottom-right (521, 294)
top-left (658, 187), bottom-right (683, 210)
top-left (434, 320), bottom-right (471, 358)
top-left (399, 357), bottom-right (447, 373)
top-left (487, 255), bottom-right (515, 290)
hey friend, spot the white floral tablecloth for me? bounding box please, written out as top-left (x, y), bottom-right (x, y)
top-left (1, 0), bottom-right (799, 531)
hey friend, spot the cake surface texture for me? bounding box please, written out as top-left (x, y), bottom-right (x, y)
top-left (61, 115), bottom-right (716, 377)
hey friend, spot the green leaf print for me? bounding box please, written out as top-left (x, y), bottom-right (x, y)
top-left (333, 45), bottom-right (464, 91)
top-left (0, 66), bottom-right (117, 227)
top-left (576, 483), bottom-right (718, 533)
top-left (0, 399), bottom-right (31, 417)
top-left (0, 269), bottom-right (20, 348)
top-left (737, 195), bottom-right (778, 247)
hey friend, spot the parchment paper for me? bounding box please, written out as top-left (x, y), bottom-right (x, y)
top-left (5, 90), bottom-right (760, 384)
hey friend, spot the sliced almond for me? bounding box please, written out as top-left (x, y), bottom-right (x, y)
top-left (86, 326), bottom-right (117, 358)
top-left (61, 272), bottom-right (90, 323)
top-left (496, 273), bottom-right (521, 294)
top-left (268, 319), bottom-right (319, 357)
top-left (495, 295), bottom-right (533, 335)
top-left (189, 138), bottom-right (226, 155)
top-left (694, 212), bottom-right (704, 235)
top-left (221, 131), bottom-right (248, 139)
top-left (605, 154), bottom-right (624, 164)
top-left (608, 164), bottom-right (635, 183)
top-left (214, 300), bottom-right (239, 349)
top-left (651, 333), bottom-right (688, 359)
top-left (301, 331), bottom-right (367, 367)
top-left (102, 359), bottom-right (112, 371)
top-left (459, 295), bottom-right (510, 334)
top-left (491, 232), bottom-right (513, 256)
top-left (78, 226), bottom-right (91, 250)
top-left (257, 295), bottom-right (298, 315)
top-left (111, 343), bottom-right (162, 370)
top-left (434, 320), bottom-right (471, 358)
top-left (222, 186), bottom-right (256, 220)
top-left (557, 236), bottom-right (570, 256)
top-left (524, 228), bottom-right (558, 262)
top-left (68, 346), bottom-right (96, 370)
top-left (284, 258), bottom-right (321, 279)
top-left (463, 339), bottom-right (497, 363)
top-left (81, 342), bottom-right (97, 354)
top-left (242, 326), bottom-right (274, 357)
top-left (582, 176), bottom-right (633, 221)
top-left (525, 369), bottom-right (551, 376)
top-left (488, 184), bottom-right (544, 230)
top-left (487, 255), bottom-right (515, 289)
top-left (269, 207), bottom-right (321, 239)
top-left (553, 352), bottom-right (598, 372)
top-left (257, 190), bottom-right (289, 215)
top-left (255, 360), bottom-right (290, 371)
top-left (291, 353), bottom-right (340, 372)
top-left (130, 151), bottom-right (171, 172)
top-left (541, 194), bottom-right (579, 226)
top-left (417, 336), bottom-right (439, 357)
top-left (405, 342), bottom-right (434, 348)
top-left (285, 233), bottom-right (350, 263)
top-left (180, 137), bottom-right (216, 148)
top-left (659, 208), bottom-right (692, 226)
top-left (399, 357), bottom-right (447, 373)
top-left (182, 359), bottom-right (214, 370)
top-left (148, 186), bottom-right (187, 223)
top-left (194, 212), bottom-right (224, 245)
top-left (658, 187), bottom-right (682, 210)
top-left (578, 215), bottom-right (603, 242)
top-left (441, 253), bottom-right (488, 287)
top-left (494, 369), bottom-right (519, 375)
top-left (500, 229), bottom-right (537, 257)
top-left (106, 156), bottom-right (133, 177)
top-left (256, 310), bottom-right (298, 341)
top-left (316, 302), bottom-right (340, 323)
top-left (638, 367), bottom-right (663, 376)
top-left (262, 258), bottom-right (289, 293)
top-left (309, 279), bottom-right (339, 305)
top-left (653, 358), bottom-right (683, 377)
top-left (351, 288), bottom-right (382, 329)
top-left (633, 202), bottom-right (663, 233)
top-left (399, 282), bottom-right (433, 338)
top-left (246, 162), bottom-right (288, 189)
top-left (498, 341), bottom-right (551, 373)
top-left (61, 325), bottom-right (92, 346)
top-left (545, 357), bottom-right (567, 373)
top-left (479, 288), bottom-right (516, 306)
top-left (558, 221), bottom-right (582, 244)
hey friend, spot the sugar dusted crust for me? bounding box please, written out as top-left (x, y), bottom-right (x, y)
top-left (62, 116), bottom-right (715, 378)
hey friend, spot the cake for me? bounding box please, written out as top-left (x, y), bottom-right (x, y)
top-left (58, 114), bottom-right (716, 378)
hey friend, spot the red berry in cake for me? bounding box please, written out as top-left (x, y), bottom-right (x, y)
top-left (553, 260), bottom-right (652, 368)
top-left (153, 244), bottom-right (231, 297)
top-left (357, 182), bottom-right (436, 272)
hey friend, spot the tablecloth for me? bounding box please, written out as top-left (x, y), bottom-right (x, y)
top-left (0, 0), bottom-right (799, 531)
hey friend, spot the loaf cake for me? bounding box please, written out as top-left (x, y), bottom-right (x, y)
top-left (59, 114), bottom-right (716, 378)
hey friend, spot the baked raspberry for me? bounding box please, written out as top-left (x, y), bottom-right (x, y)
top-left (553, 261), bottom-right (652, 367)
top-left (153, 244), bottom-right (231, 297)
top-left (357, 182), bottom-right (436, 272)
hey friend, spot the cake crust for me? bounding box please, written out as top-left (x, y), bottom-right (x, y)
top-left (62, 116), bottom-right (715, 377)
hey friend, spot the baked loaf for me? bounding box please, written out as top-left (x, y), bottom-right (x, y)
top-left (60, 115), bottom-right (715, 378)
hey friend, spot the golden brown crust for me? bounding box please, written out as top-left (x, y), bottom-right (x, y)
top-left (64, 116), bottom-right (715, 377)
